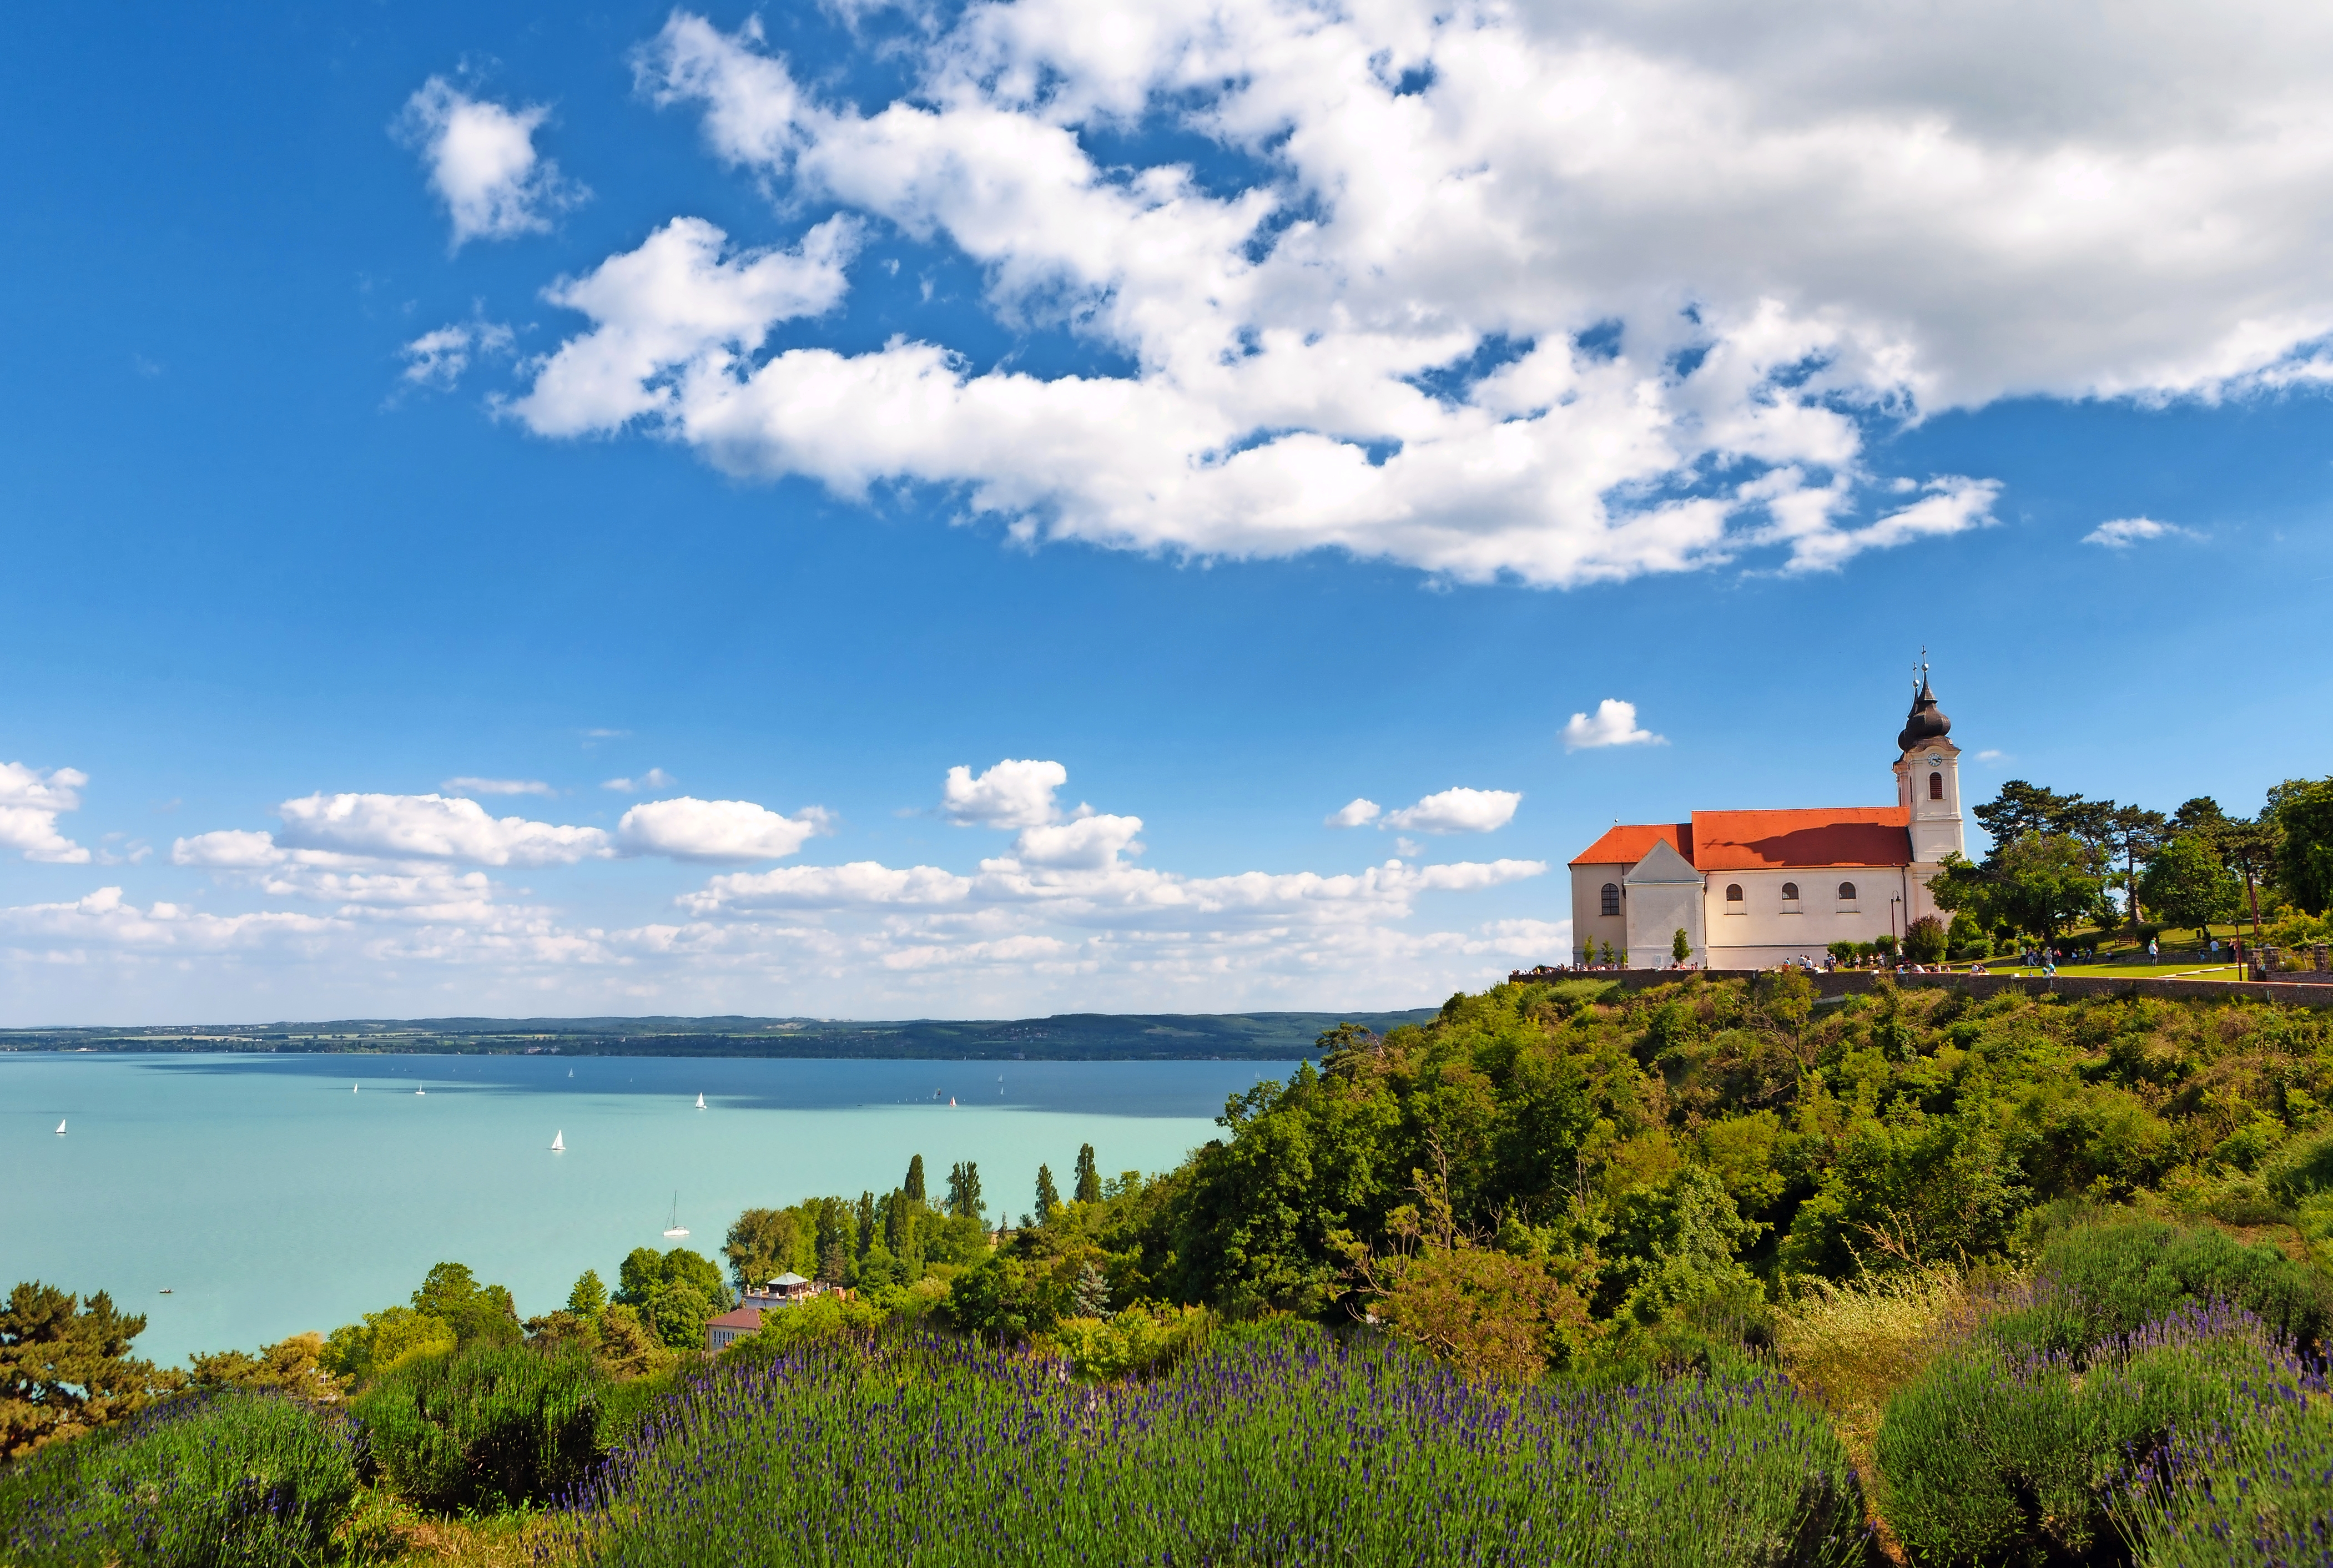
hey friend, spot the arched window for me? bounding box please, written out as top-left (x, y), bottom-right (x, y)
top-left (1781, 882), bottom-right (1800, 901)
top-left (1600, 883), bottom-right (1620, 916)
top-left (1725, 884), bottom-right (1745, 905)
top-left (1837, 881), bottom-right (1858, 902)
top-left (1929, 771), bottom-right (1944, 801)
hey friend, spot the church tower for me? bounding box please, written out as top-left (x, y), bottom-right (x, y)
top-left (1893, 660), bottom-right (1964, 864)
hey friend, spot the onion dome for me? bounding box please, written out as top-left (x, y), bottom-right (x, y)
top-left (1896, 673), bottom-right (1951, 752)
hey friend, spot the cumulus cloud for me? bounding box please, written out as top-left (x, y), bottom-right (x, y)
top-left (442, 776), bottom-right (553, 797)
top-left (1562, 700), bottom-right (1666, 752)
top-left (1007, 813), bottom-right (1143, 870)
top-left (275, 793), bottom-right (608, 866)
top-left (1326, 798), bottom-right (1380, 828)
top-left (479, 4), bottom-right (2333, 587)
top-left (510, 215), bottom-right (858, 437)
top-left (0, 762), bottom-right (91, 864)
top-left (602, 769), bottom-right (676, 793)
top-left (942, 759), bottom-right (1068, 829)
top-left (401, 322), bottom-right (516, 390)
top-left (614, 796), bottom-right (833, 862)
top-left (2084, 516), bottom-right (2200, 547)
top-left (396, 78), bottom-right (585, 248)
top-left (1382, 788), bottom-right (1521, 835)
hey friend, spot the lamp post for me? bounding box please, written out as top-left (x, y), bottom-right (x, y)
top-left (1890, 896), bottom-right (1902, 951)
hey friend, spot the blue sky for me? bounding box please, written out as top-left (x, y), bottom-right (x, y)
top-left (3, 0), bottom-right (2329, 1024)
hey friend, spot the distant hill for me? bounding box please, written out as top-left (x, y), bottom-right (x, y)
top-left (0, 1009), bottom-right (1440, 1061)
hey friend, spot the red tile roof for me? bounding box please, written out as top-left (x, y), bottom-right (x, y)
top-left (1689, 808), bottom-right (1911, 870)
top-left (707, 1305), bottom-right (764, 1330)
top-left (1569, 822), bottom-right (1692, 866)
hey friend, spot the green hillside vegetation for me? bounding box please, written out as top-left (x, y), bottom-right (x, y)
top-left (9, 979), bottom-right (2333, 1564)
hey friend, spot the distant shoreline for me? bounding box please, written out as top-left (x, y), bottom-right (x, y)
top-left (0, 1008), bottom-right (1437, 1062)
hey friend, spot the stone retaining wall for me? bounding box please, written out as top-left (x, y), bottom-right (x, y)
top-left (1510, 968), bottom-right (2333, 1010)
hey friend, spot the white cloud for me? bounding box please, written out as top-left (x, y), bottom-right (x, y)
top-left (615, 796), bottom-right (833, 863)
top-left (1006, 813), bottom-right (1143, 870)
top-left (1326, 798), bottom-right (1380, 828)
top-left (275, 793), bottom-right (609, 866)
top-left (1381, 788), bottom-right (1521, 835)
top-left (942, 758), bottom-right (1068, 829)
top-left (396, 77), bottom-right (585, 248)
top-left (2083, 516), bottom-right (2199, 547)
top-left (481, 4), bottom-right (2333, 587)
top-left (602, 768), bottom-right (676, 793)
top-left (401, 322), bottom-right (516, 390)
top-left (510, 215), bottom-right (858, 437)
top-left (1976, 749), bottom-right (2007, 762)
top-left (442, 776), bottom-right (553, 797)
top-left (0, 763), bottom-right (90, 864)
top-left (1561, 700), bottom-right (1667, 752)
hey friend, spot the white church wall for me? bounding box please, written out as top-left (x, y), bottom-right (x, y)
top-left (1570, 863), bottom-right (1631, 960)
top-left (1702, 866), bottom-right (1918, 959)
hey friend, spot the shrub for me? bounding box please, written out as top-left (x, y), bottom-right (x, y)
top-left (0, 1388), bottom-right (361, 1566)
top-left (1046, 1302), bottom-right (1216, 1380)
top-left (2264, 1126), bottom-right (2333, 1209)
top-left (1876, 1304), bottom-right (2304, 1565)
top-left (2113, 1379), bottom-right (2333, 1566)
top-left (1992, 1218), bottom-right (2328, 1358)
top-left (1772, 1266), bottom-right (1970, 1461)
top-left (352, 1343), bottom-right (609, 1513)
top-left (1902, 915), bottom-right (1947, 965)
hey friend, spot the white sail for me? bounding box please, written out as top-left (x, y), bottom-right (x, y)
top-left (663, 1191), bottom-right (689, 1237)
top-left (695, 1092), bottom-right (706, 1110)
top-left (551, 1131), bottom-right (565, 1152)
top-left (54, 1119), bottom-right (65, 1135)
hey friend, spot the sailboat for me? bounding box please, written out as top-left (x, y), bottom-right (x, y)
top-left (415, 1087), bottom-right (426, 1096)
top-left (352, 1084), bottom-right (359, 1093)
top-left (550, 1131), bottom-right (565, 1152)
top-left (663, 1192), bottom-right (689, 1238)
top-left (695, 1092), bottom-right (706, 1110)
top-left (54, 1119), bottom-right (65, 1136)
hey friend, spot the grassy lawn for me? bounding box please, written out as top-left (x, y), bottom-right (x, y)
top-left (1953, 962), bottom-right (2246, 980)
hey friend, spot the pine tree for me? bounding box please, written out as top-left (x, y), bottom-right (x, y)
top-left (855, 1191), bottom-right (877, 1255)
top-left (566, 1269), bottom-right (607, 1316)
top-left (1074, 1143), bottom-right (1102, 1204)
top-left (1035, 1163), bottom-right (1061, 1219)
top-left (905, 1154), bottom-right (926, 1203)
top-left (1071, 1262), bottom-right (1109, 1318)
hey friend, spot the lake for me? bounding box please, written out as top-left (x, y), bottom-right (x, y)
top-left (0, 1052), bottom-right (1293, 1367)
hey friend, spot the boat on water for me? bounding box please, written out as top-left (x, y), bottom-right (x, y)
top-left (415, 1088), bottom-right (426, 1096)
top-left (551, 1130), bottom-right (565, 1152)
top-left (949, 1096), bottom-right (957, 1106)
top-left (54, 1119), bottom-right (65, 1136)
top-left (158, 1288), bottom-right (171, 1294)
top-left (663, 1192), bottom-right (689, 1238)
top-left (695, 1092), bottom-right (706, 1110)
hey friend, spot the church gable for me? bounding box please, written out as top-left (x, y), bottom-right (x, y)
top-left (1624, 836), bottom-right (1701, 885)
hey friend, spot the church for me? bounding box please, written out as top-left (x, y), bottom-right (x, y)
top-left (1569, 670), bottom-right (1967, 969)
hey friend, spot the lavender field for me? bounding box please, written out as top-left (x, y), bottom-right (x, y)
top-left (548, 1323), bottom-right (1868, 1567)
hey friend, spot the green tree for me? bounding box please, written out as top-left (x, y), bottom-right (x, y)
top-left (2272, 777), bottom-right (2333, 915)
top-left (566, 1269), bottom-right (607, 1317)
top-left (904, 1154), bottom-right (927, 1203)
top-left (718, 1213), bottom-right (812, 1288)
top-left (1945, 911), bottom-right (1989, 960)
top-left (1073, 1143), bottom-right (1102, 1205)
top-left (1973, 779), bottom-right (2084, 847)
top-left (947, 1161), bottom-right (985, 1222)
top-left (1929, 835), bottom-right (2104, 944)
top-left (2139, 834), bottom-right (2240, 945)
top-left (1902, 914), bottom-right (1947, 964)
top-left (2218, 816), bottom-right (2280, 940)
top-left (2105, 804), bottom-right (2169, 931)
top-left (646, 1283), bottom-right (712, 1350)
top-left (1035, 1163), bottom-right (1061, 1219)
top-left (0, 1283), bottom-right (179, 1458)
top-left (410, 1262), bottom-right (519, 1349)
top-left (1671, 927), bottom-right (1692, 965)
top-left (616, 1247), bottom-right (669, 1307)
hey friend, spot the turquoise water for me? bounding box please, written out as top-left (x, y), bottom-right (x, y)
top-left (1, 1052), bottom-right (1290, 1367)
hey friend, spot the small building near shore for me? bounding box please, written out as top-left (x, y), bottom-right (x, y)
top-left (739, 1272), bottom-right (822, 1312)
top-left (706, 1304), bottom-right (764, 1352)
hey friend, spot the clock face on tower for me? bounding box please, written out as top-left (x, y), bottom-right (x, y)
top-left (1926, 753), bottom-right (1943, 767)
